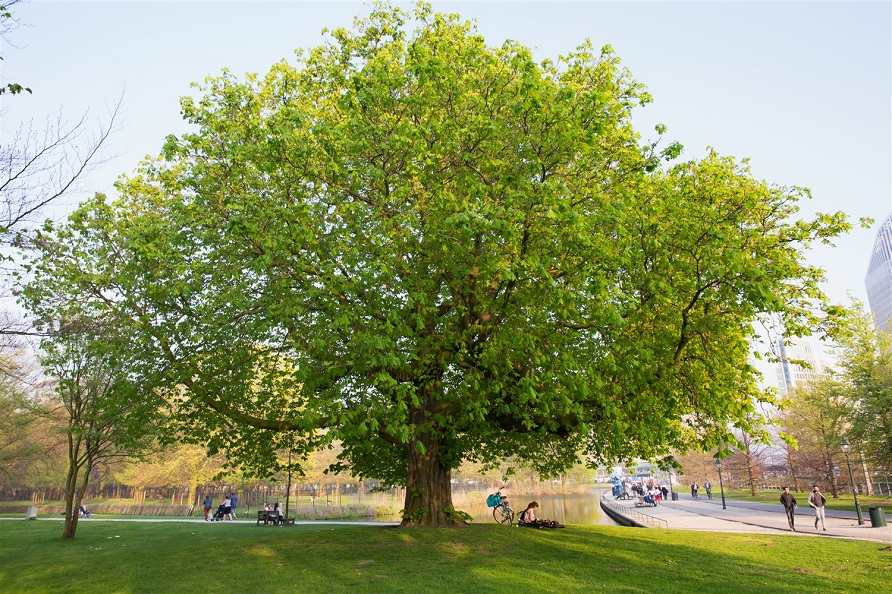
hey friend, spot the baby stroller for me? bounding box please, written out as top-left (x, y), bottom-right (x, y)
top-left (210, 504), bottom-right (226, 521)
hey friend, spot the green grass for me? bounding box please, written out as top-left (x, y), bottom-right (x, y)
top-left (722, 489), bottom-right (892, 512)
top-left (1, 521), bottom-right (889, 593)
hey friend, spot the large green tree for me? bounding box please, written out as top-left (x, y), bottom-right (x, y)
top-left (19, 3), bottom-right (853, 526)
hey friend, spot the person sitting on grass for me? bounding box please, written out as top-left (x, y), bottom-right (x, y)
top-left (518, 501), bottom-right (564, 529)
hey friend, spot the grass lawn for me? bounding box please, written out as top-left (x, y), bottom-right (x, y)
top-left (1, 521), bottom-right (889, 593)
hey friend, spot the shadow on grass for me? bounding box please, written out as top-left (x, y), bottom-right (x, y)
top-left (0, 521), bottom-right (889, 593)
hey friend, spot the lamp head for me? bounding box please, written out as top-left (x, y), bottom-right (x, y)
top-left (714, 458), bottom-right (722, 468)
top-left (840, 436), bottom-right (850, 454)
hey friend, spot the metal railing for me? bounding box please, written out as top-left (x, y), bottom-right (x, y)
top-left (600, 493), bottom-right (668, 529)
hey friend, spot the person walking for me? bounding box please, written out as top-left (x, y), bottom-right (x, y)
top-left (807, 485), bottom-right (827, 531)
top-left (203, 494), bottom-right (213, 521)
top-left (779, 486), bottom-right (798, 531)
top-left (223, 495), bottom-right (233, 521)
top-left (230, 493), bottom-right (238, 520)
top-left (704, 481), bottom-right (712, 500)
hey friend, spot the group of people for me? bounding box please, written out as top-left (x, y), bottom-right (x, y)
top-left (779, 484), bottom-right (828, 531)
top-left (202, 493), bottom-right (238, 521)
top-left (615, 480), bottom-right (670, 506)
top-left (689, 481), bottom-right (712, 500)
top-left (263, 502), bottom-right (285, 526)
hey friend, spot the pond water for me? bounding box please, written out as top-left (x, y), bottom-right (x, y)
top-left (380, 491), bottom-right (616, 525)
top-left (465, 491), bottom-right (617, 526)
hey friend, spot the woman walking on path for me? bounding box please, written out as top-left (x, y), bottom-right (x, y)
top-left (807, 485), bottom-right (827, 531)
top-left (203, 495), bottom-right (213, 521)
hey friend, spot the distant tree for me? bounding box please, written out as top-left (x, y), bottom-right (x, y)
top-left (675, 451), bottom-right (718, 488)
top-left (113, 444), bottom-right (227, 507)
top-left (834, 304), bottom-right (892, 475)
top-left (725, 429), bottom-right (770, 496)
top-left (778, 375), bottom-right (850, 498)
top-left (17, 2), bottom-right (854, 526)
top-left (0, 353), bottom-right (42, 486)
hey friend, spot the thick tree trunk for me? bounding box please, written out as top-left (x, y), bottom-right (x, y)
top-left (400, 436), bottom-right (464, 527)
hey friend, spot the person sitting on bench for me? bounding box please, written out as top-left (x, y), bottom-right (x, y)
top-left (267, 502), bottom-right (282, 526)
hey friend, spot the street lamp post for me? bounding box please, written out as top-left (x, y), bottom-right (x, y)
top-left (840, 437), bottom-right (865, 525)
top-left (715, 458), bottom-right (726, 510)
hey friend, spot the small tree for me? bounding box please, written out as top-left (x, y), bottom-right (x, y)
top-left (0, 353), bottom-right (43, 487)
top-left (725, 429), bottom-right (770, 496)
top-left (32, 319), bottom-right (157, 538)
top-left (778, 375), bottom-right (850, 497)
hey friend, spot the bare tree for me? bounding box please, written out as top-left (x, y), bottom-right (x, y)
top-left (1, 106), bottom-right (120, 244)
top-left (725, 430), bottom-right (770, 495)
top-left (1, 1), bottom-right (120, 346)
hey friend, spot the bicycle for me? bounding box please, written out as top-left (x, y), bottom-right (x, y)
top-left (486, 487), bottom-right (515, 525)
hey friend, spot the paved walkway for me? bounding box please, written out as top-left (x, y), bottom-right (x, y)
top-left (1, 517), bottom-right (399, 526)
top-left (603, 492), bottom-right (892, 544)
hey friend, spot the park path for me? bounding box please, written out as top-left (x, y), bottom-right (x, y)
top-left (0, 516), bottom-right (399, 526)
top-left (604, 491), bottom-right (892, 544)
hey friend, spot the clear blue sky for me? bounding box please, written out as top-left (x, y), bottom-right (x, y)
top-left (2, 0), bottom-right (890, 307)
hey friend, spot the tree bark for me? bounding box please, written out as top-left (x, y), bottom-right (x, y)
top-left (822, 447), bottom-right (839, 498)
top-left (61, 460), bottom-right (80, 539)
top-left (399, 434), bottom-right (464, 527)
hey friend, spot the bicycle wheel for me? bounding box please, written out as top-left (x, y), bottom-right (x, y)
top-left (493, 505), bottom-right (512, 525)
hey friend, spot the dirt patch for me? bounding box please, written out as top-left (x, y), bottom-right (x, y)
top-left (793, 568), bottom-right (817, 574)
top-left (829, 567), bottom-right (847, 572)
top-left (608, 565), bottom-right (625, 572)
top-left (245, 544), bottom-right (279, 558)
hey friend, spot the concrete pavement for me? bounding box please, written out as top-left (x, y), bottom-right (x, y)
top-left (602, 492), bottom-right (892, 544)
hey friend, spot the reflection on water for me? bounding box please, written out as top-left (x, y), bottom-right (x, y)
top-left (465, 491), bottom-right (617, 526)
top-left (376, 491), bottom-right (619, 525)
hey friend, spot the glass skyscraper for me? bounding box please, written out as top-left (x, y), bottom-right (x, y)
top-left (866, 213), bottom-right (892, 331)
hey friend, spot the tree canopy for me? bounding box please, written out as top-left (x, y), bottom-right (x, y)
top-left (17, 3), bottom-right (853, 526)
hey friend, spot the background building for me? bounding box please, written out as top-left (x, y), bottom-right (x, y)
top-left (775, 337), bottom-right (824, 396)
top-left (866, 212), bottom-right (892, 331)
